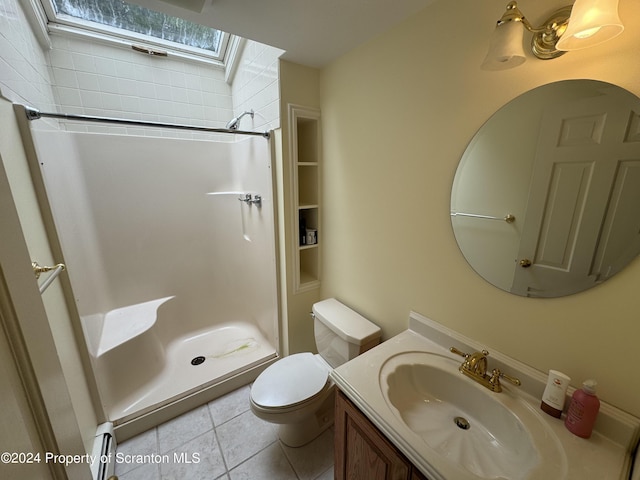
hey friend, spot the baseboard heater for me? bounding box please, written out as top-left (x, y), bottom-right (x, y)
top-left (90, 422), bottom-right (117, 480)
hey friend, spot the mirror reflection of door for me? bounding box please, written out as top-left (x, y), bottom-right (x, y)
top-left (451, 80), bottom-right (640, 298)
top-left (512, 88), bottom-right (640, 297)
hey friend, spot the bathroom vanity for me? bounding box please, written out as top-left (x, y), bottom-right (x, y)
top-left (335, 389), bottom-right (428, 480)
top-left (331, 312), bottom-right (640, 480)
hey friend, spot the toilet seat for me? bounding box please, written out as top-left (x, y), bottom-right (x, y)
top-left (251, 352), bottom-right (330, 410)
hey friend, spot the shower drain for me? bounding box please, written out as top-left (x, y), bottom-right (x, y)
top-left (191, 356), bottom-right (206, 366)
top-left (454, 416), bottom-right (470, 430)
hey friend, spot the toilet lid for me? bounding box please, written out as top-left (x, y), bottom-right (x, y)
top-left (251, 352), bottom-right (329, 409)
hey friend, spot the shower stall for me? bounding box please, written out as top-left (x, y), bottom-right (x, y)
top-left (18, 107), bottom-right (280, 433)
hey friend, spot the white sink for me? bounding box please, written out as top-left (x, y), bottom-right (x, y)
top-left (380, 351), bottom-right (565, 480)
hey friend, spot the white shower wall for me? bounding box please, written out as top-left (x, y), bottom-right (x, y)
top-left (31, 127), bottom-right (279, 421)
top-left (33, 127), bottom-right (278, 328)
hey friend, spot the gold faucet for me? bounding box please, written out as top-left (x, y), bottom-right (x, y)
top-left (450, 347), bottom-right (521, 392)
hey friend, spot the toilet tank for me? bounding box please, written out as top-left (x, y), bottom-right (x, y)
top-left (312, 298), bottom-right (381, 368)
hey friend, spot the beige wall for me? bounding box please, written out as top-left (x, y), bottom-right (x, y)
top-left (318, 0), bottom-right (640, 418)
top-left (278, 60), bottom-right (322, 354)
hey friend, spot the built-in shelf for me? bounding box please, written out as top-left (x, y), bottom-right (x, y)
top-left (289, 104), bottom-right (321, 293)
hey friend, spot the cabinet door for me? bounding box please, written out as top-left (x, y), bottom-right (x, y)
top-left (411, 469), bottom-right (429, 480)
top-left (335, 390), bottom-right (411, 480)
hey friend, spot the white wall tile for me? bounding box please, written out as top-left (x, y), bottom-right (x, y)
top-left (150, 66), bottom-right (172, 86)
top-left (230, 42), bottom-right (283, 131)
top-left (0, 0), bottom-right (56, 108)
top-left (154, 83), bottom-right (173, 101)
top-left (76, 72), bottom-right (100, 91)
top-left (71, 52), bottom-right (96, 73)
top-left (101, 92), bottom-right (123, 111)
top-left (52, 67), bottom-right (78, 88)
top-left (57, 86), bottom-right (82, 107)
top-left (138, 97), bottom-right (159, 114)
top-left (137, 82), bottom-right (157, 100)
top-left (97, 75), bottom-right (120, 94)
top-left (79, 90), bottom-right (102, 109)
top-left (93, 56), bottom-right (118, 77)
top-left (123, 96), bottom-right (141, 115)
top-left (184, 73), bottom-right (202, 91)
top-left (50, 49), bottom-right (74, 70)
top-left (187, 104), bottom-right (204, 122)
top-left (114, 59), bottom-right (135, 80)
top-left (187, 89), bottom-right (203, 105)
top-left (117, 78), bottom-right (138, 97)
top-left (170, 87), bottom-right (189, 104)
top-left (169, 70), bottom-right (186, 88)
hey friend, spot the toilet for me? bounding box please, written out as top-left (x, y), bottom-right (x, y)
top-left (250, 298), bottom-right (381, 447)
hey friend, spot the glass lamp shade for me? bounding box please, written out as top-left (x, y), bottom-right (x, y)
top-left (556, 0), bottom-right (623, 50)
top-left (481, 21), bottom-right (526, 71)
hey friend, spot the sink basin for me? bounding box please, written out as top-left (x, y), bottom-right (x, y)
top-left (380, 351), bottom-right (566, 480)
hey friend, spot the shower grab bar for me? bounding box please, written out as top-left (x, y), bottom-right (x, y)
top-left (238, 193), bottom-right (262, 207)
top-left (207, 191), bottom-right (247, 196)
top-left (22, 106), bottom-right (270, 139)
top-left (450, 212), bottom-right (516, 223)
top-left (32, 261), bottom-right (66, 294)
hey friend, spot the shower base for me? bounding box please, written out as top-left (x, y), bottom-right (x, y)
top-left (107, 321), bottom-right (276, 438)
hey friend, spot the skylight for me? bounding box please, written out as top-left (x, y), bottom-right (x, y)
top-left (44, 0), bottom-right (228, 61)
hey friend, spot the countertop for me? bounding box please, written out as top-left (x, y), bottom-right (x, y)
top-left (331, 311), bottom-right (640, 480)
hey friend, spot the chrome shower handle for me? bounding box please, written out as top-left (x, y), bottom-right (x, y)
top-left (249, 195), bottom-right (262, 207)
top-left (238, 193), bottom-right (262, 207)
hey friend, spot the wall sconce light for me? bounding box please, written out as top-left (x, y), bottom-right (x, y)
top-left (481, 0), bottom-right (624, 71)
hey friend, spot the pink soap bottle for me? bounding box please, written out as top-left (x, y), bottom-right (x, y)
top-left (564, 379), bottom-right (600, 438)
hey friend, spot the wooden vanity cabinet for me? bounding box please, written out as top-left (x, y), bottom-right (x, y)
top-left (335, 390), bottom-right (429, 480)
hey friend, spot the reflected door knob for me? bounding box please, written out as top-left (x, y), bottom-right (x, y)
top-left (519, 259), bottom-right (532, 268)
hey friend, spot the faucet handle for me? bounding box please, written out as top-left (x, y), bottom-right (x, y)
top-left (490, 368), bottom-right (522, 390)
top-left (500, 371), bottom-right (521, 386)
top-left (450, 347), bottom-right (490, 359)
top-left (450, 347), bottom-right (470, 358)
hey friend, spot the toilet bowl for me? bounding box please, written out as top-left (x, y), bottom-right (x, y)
top-left (250, 298), bottom-right (381, 447)
top-left (250, 352), bottom-right (335, 446)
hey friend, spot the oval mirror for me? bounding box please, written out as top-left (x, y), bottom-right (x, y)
top-left (451, 80), bottom-right (640, 297)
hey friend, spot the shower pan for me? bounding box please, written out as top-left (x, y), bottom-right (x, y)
top-left (19, 108), bottom-right (280, 437)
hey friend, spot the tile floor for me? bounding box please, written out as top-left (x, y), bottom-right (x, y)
top-left (114, 384), bottom-right (335, 480)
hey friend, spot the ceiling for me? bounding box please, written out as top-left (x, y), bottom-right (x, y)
top-left (129, 0), bottom-right (438, 67)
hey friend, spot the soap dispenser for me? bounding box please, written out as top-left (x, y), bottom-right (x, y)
top-left (564, 379), bottom-right (600, 438)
